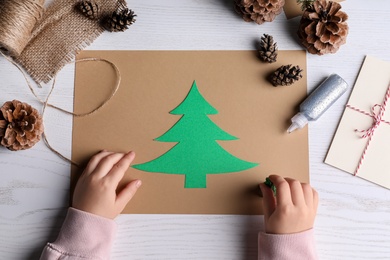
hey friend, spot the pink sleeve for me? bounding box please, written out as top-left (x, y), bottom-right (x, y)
top-left (258, 229), bottom-right (318, 260)
top-left (40, 207), bottom-right (117, 260)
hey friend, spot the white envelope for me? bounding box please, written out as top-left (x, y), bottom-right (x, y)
top-left (325, 56), bottom-right (390, 189)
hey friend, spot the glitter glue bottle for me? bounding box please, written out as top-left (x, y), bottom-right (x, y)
top-left (288, 74), bottom-right (348, 133)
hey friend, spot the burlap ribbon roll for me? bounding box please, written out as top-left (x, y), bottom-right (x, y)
top-left (0, 0), bottom-right (122, 83)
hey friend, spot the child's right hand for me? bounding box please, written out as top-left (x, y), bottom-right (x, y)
top-left (72, 150), bottom-right (141, 219)
top-left (259, 175), bottom-right (318, 234)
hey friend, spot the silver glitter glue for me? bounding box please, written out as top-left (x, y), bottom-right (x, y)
top-left (288, 74), bottom-right (348, 133)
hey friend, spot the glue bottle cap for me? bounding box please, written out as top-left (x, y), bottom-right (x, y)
top-left (287, 112), bottom-right (308, 133)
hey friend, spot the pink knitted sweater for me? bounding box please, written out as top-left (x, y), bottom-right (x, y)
top-left (40, 208), bottom-right (318, 260)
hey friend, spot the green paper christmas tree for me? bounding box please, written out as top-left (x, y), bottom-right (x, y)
top-left (133, 81), bottom-right (258, 188)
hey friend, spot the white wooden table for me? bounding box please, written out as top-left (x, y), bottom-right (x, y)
top-left (1, 1), bottom-right (390, 259)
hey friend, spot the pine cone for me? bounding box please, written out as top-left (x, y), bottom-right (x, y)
top-left (234, 0), bottom-right (285, 25)
top-left (0, 100), bottom-right (44, 151)
top-left (76, 0), bottom-right (99, 20)
top-left (258, 34), bottom-right (278, 63)
top-left (297, 0), bottom-right (315, 10)
top-left (297, 0), bottom-right (348, 55)
top-left (104, 8), bottom-right (136, 32)
top-left (269, 65), bottom-right (303, 86)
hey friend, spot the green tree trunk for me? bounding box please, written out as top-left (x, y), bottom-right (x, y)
top-left (185, 171), bottom-right (206, 188)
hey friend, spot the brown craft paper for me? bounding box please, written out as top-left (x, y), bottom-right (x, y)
top-left (72, 50), bottom-right (309, 215)
top-left (284, 0), bottom-right (345, 20)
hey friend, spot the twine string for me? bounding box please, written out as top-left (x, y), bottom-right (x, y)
top-left (1, 51), bottom-right (121, 166)
top-left (0, 0), bottom-right (45, 56)
top-left (346, 84), bottom-right (390, 176)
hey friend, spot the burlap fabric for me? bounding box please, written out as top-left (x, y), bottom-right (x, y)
top-left (16, 0), bottom-right (123, 84)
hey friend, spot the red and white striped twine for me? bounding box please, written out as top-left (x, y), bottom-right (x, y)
top-left (346, 84), bottom-right (390, 176)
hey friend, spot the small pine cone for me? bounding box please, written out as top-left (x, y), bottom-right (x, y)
top-left (234, 0), bottom-right (285, 25)
top-left (0, 100), bottom-right (44, 151)
top-left (104, 8), bottom-right (136, 32)
top-left (258, 34), bottom-right (278, 63)
top-left (297, 0), bottom-right (349, 55)
top-left (76, 0), bottom-right (99, 20)
top-left (269, 65), bottom-right (303, 87)
top-left (297, 0), bottom-right (315, 10)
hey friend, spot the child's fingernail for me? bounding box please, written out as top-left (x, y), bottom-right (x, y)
top-left (258, 184), bottom-right (264, 197)
top-left (135, 180), bottom-right (142, 188)
top-left (259, 183), bottom-right (264, 191)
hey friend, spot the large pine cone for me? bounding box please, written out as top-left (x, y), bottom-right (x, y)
top-left (234, 0), bottom-right (285, 25)
top-left (298, 0), bottom-right (348, 55)
top-left (0, 100), bottom-right (44, 151)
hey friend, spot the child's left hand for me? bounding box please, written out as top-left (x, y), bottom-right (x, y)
top-left (72, 150), bottom-right (141, 219)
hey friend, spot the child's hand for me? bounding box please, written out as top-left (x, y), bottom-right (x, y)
top-left (259, 175), bottom-right (318, 234)
top-left (72, 150), bottom-right (141, 219)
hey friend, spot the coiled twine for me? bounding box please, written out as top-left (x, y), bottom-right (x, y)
top-left (0, 0), bottom-right (45, 56)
